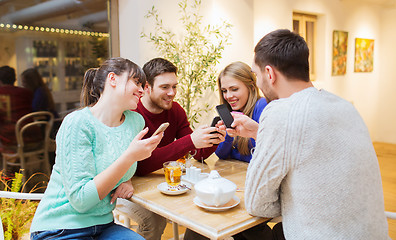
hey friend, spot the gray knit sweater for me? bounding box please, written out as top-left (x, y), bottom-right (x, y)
top-left (245, 87), bottom-right (389, 239)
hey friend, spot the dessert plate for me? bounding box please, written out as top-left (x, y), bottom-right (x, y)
top-left (157, 181), bottom-right (192, 195)
top-left (193, 195), bottom-right (240, 212)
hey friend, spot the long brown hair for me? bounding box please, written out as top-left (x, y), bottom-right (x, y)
top-left (81, 57), bottom-right (146, 107)
top-left (21, 68), bottom-right (56, 113)
top-left (217, 61), bottom-right (261, 155)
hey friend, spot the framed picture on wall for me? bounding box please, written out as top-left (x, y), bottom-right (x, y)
top-left (354, 38), bottom-right (374, 72)
top-left (332, 30), bottom-right (348, 76)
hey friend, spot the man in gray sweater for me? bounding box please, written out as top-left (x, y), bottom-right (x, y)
top-left (225, 29), bottom-right (390, 239)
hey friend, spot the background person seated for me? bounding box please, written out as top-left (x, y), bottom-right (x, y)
top-left (21, 68), bottom-right (59, 118)
top-left (0, 65), bottom-right (33, 150)
top-left (20, 68), bottom-right (60, 165)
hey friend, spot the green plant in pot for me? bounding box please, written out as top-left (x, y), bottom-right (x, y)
top-left (141, 0), bottom-right (232, 126)
top-left (0, 170), bottom-right (48, 240)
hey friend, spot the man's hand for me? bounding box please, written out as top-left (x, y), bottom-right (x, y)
top-left (110, 180), bottom-right (134, 204)
top-left (219, 112), bottom-right (259, 139)
top-left (191, 125), bottom-right (225, 148)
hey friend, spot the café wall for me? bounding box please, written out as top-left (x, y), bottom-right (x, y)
top-left (118, 0), bottom-right (396, 144)
top-left (253, 0), bottom-right (396, 143)
top-left (377, 8), bottom-right (396, 143)
top-left (118, 0), bottom-right (255, 125)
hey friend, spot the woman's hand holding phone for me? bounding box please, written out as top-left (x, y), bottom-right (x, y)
top-left (127, 127), bottom-right (163, 161)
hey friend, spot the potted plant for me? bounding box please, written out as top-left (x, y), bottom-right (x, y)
top-left (141, 0), bottom-right (232, 126)
top-left (0, 170), bottom-right (48, 240)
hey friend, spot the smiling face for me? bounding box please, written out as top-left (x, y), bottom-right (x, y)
top-left (220, 76), bottom-right (250, 111)
top-left (116, 71), bottom-right (144, 110)
top-left (145, 72), bottom-right (178, 113)
top-left (126, 78), bottom-right (144, 110)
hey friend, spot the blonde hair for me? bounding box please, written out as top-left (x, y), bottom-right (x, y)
top-left (217, 62), bottom-right (261, 155)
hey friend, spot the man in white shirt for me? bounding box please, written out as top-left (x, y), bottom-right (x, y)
top-left (225, 29), bottom-right (389, 240)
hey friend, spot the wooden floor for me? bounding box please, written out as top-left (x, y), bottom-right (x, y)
top-left (161, 142), bottom-right (396, 239)
top-left (374, 142), bottom-right (396, 239)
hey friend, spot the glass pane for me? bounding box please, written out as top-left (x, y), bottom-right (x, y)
top-left (293, 20), bottom-right (300, 34)
top-left (306, 21), bottom-right (314, 47)
top-left (306, 21), bottom-right (315, 75)
top-left (0, 0), bottom-right (109, 113)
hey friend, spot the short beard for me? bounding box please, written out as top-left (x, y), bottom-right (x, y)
top-left (150, 95), bottom-right (173, 111)
top-left (264, 90), bottom-right (278, 103)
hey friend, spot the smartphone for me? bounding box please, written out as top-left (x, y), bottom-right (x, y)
top-left (152, 122), bottom-right (169, 137)
top-left (210, 116), bottom-right (221, 135)
top-left (215, 104), bottom-right (234, 128)
top-left (210, 116), bottom-right (221, 127)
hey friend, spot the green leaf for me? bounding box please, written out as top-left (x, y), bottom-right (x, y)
top-left (141, 0), bottom-right (232, 125)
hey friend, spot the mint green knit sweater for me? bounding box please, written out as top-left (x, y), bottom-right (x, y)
top-left (30, 107), bottom-right (144, 232)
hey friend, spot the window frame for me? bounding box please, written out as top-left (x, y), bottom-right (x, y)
top-left (293, 12), bottom-right (317, 80)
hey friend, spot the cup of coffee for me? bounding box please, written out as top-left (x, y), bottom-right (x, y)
top-left (163, 161), bottom-right (182, 188)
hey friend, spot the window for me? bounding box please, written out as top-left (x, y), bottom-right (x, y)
top-left (0, 0), bottom-right (110, 114)
top-left (293, 12), bottom-right (317, 80)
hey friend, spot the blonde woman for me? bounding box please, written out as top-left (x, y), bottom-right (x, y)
top-left (215, 61), bottom-right (267, 162)
top-left (184, 62), bottom-right (271, 240)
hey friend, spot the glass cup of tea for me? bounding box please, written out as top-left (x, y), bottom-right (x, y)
top-left (163, 161), bottom-right (182, 188)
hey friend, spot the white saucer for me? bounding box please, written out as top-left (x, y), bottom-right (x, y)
top-left (157, 181), bottom-right (192, 195)
top-left (193, 195), bottom-right (240, 212)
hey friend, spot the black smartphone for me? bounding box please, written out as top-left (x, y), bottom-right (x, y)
top-left (215, 104), bottom-right (234, 128)
top-left (210, 116), bottom-right (221, 127)
top-left (210, 116), bottom-right (221, 135)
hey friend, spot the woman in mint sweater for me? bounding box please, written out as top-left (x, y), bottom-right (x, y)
top-left (30, 57), bottom-right (163, 240)
top-left (215, 61), bottom-right (267, 163)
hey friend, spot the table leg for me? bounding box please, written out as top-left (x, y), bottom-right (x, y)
top-left (172, 221), bottom-right (179, 240)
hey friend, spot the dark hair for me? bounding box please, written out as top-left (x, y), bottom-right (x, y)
top-left (254, 29), bottom-right (310, 82)
top-left (0, 65), bottom-right (16, 85)
top-left (142, 58), bottom-right (177, 86)
top-left (21, 68), bottom-right (56, 112)
top-left (81, 57), bottom-right (146, 107)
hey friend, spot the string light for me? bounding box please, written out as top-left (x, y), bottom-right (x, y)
top-left (0, 23), bottom-right (109, 37)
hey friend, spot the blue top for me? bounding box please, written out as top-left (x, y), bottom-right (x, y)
top-left (30, 107), bottom-right (144, 232)
top-left (32, 87), bottom-right (59, 118)
top-left (215, 98), bottom-right (267, 162)
top-left (32, 87), bottom-right (48, 112)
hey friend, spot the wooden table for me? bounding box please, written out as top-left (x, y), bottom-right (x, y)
top-left (129, 158), bottom-right (268, 240)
